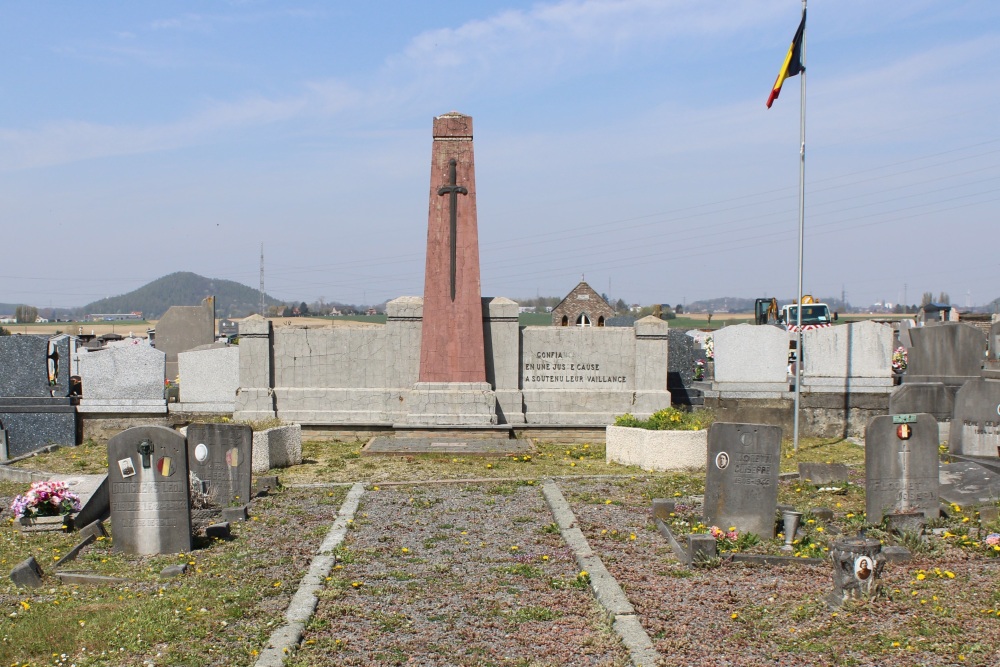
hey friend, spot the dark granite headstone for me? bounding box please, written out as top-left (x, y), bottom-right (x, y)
top-left (950, 378), bottom-right (1000, 456)
top-left (0, 336), bottom-right (77, 457)
top-left (905, 323), bottom-right (985, 386)
top-left (108, 425), bottom-right (192, 554)
top-left (703, 422), bottom-right (782, 538)
top-left (865, 414), bottom-right (939, 523)
top-left (667, 330), bottom-right (703, 406)
top-left (0, 336), bottom-right (69, 397)
top-left (186, 423), bottom-right (253, 507)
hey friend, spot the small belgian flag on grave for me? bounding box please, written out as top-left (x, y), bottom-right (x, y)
top-left (766, 10), bottom-right (806, 108)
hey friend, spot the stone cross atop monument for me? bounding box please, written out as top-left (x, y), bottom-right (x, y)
top-left (418, 112), bottom-right (486, 383)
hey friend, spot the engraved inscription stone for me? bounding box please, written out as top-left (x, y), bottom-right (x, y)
top-left (108, 426), bottom-right (192, 554)
top-left (950, 378), bottom-right (1000, 456)
top-left (703, 422), bottom-right (782, 538)
top-left (186, 423), bottom-right (253, 507)
top-left (865, 413), bottom-right (939, 523)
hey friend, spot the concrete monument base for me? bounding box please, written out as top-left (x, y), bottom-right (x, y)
top-left (79, 399), bottom-right (166, 414)
top-left (404, 382), bottom-right (497, 426)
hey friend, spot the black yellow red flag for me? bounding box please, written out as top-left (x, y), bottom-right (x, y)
top-left (766, 10), bottom-right (806, 108)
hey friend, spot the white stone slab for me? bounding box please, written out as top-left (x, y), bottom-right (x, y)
top-left (78, 345), bottom-right (165, 401)
top-left (712, 324), bottom-right (789, 384)
top-left (801, 321), bottom-right (893, 380)
top-left (177, 346), bottom-right (239, 405)
top-left (605, 426), bottom-right (707, 471)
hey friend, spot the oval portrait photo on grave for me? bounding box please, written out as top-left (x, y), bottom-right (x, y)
top-left (854, 556), bottom-right (874, 581)
top-left (715, 452), bottom-right (730, 470)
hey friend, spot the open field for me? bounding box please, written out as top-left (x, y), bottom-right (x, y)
top-left (5, 311), bottom-right (916, 337)
top-left (2, 435), bottom-right (999, 666)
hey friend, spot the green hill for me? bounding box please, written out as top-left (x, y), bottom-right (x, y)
top-left (82, 272), bottom-right (283, 319)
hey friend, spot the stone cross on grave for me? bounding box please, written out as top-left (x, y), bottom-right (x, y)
top-left (437, 158), bottom-right (468, 301)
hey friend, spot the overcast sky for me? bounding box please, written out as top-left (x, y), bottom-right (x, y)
top-left (2, 1), bottom-right (998, 310)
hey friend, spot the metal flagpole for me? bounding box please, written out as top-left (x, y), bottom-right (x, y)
top-left (792, 0), bottom-right (807, 452)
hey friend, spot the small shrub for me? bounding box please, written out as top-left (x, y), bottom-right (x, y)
top-left (614, 407), bottom-right (713, 431)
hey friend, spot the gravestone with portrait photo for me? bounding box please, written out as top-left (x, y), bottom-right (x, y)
top-left (107, 425), bottom-right (192, 555)
top-left (186, 422), bottom-right (253, 508)
top-left (703, 422), bottom-right (782, 539)
top-left (865, 413), bottom-right (939, 524)
top-left (0, 335), bottom-right (78, 458)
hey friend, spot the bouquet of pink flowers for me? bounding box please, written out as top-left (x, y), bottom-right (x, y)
top-left (709, 525), bottom-right (738, 541)
top-left (9, 480), bottom-right (81, 520)
top-left (986, 533), bottom-right (1000, 556)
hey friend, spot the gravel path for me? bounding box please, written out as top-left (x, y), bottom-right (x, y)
top-left (290, 480), bottom-right (631, 666)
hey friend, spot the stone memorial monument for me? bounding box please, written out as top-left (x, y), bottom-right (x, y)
top-left (865, 413), bottom-right (939, 524)
top-left (407, 111), bottom-right (496, 425)
top-left (186, 422), bottom-right (253, 507)
top-left (107, 425), bottom-right (192, 554)
top-left (703, 422), bottom-right (782, 538)
top-left (0, 336), bottom-right (78, 458)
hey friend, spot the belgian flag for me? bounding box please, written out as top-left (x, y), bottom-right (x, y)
top-left (766, 10), bottom-right (806, 108)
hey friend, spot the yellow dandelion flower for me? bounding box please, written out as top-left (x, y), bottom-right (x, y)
top-left (731, 613), bottom-right (739, 619)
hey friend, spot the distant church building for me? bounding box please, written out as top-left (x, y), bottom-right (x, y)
top-left (551, 281), bottom-right (615, 327)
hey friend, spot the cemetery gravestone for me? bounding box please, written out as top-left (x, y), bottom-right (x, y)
top-left (950, 378), bottom-right (1000, 456)
top-left (800, 321), bottom-right (893, 393)
top-left (108, 425), bottom-right (192, 554)
top-left (865, 413), bottom-right (939, 524)
top-left (703, 422), bottom-right (782, 538)
top-left (155, 296), bottom-right (216, 382)
top-left (77, 345), bottom-right (167, 414)
top-left (705, 325), bottom-right (790, 399)
top-left (186, 423), bottom-right (253, 507)
top-left (174, 345), bottom-right (239, 413)
top-left (904, 322), bottom-right (985, 386)
top-left (668, 330), bottom-right (703, 406)
top-left (0, 336), bottom-right (78, 457)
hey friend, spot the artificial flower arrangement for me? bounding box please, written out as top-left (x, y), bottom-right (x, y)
top-left (694, 359), bottom-right (706, 380)
top-left (9, 480), bottom-right (81, 520)
top-left (704, 336), bottom-right (714, 360)
top-left (891, 346), bottom-right (908, 373)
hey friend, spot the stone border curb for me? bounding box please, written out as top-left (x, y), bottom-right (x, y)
top-left (541, 479), bottom-right (661, 667)
top-left (253, 482), bottom-right (365, 667)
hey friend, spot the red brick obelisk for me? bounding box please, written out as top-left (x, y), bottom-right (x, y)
top-left (418, 112), bottom-right (486, 383)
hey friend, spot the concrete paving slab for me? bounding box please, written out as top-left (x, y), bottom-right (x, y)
top-left (362, 436), bottom-right (533, 457)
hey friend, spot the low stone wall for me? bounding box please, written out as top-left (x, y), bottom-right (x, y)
top-left (605, 425), bottom-right (707, 471)
top-left (703, 392), bottom-right (889, 439)
top-left (252, 424), bottom-right (302, 474)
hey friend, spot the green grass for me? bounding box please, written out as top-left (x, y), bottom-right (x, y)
top-left (0, 485), bottom-right (349, 666)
